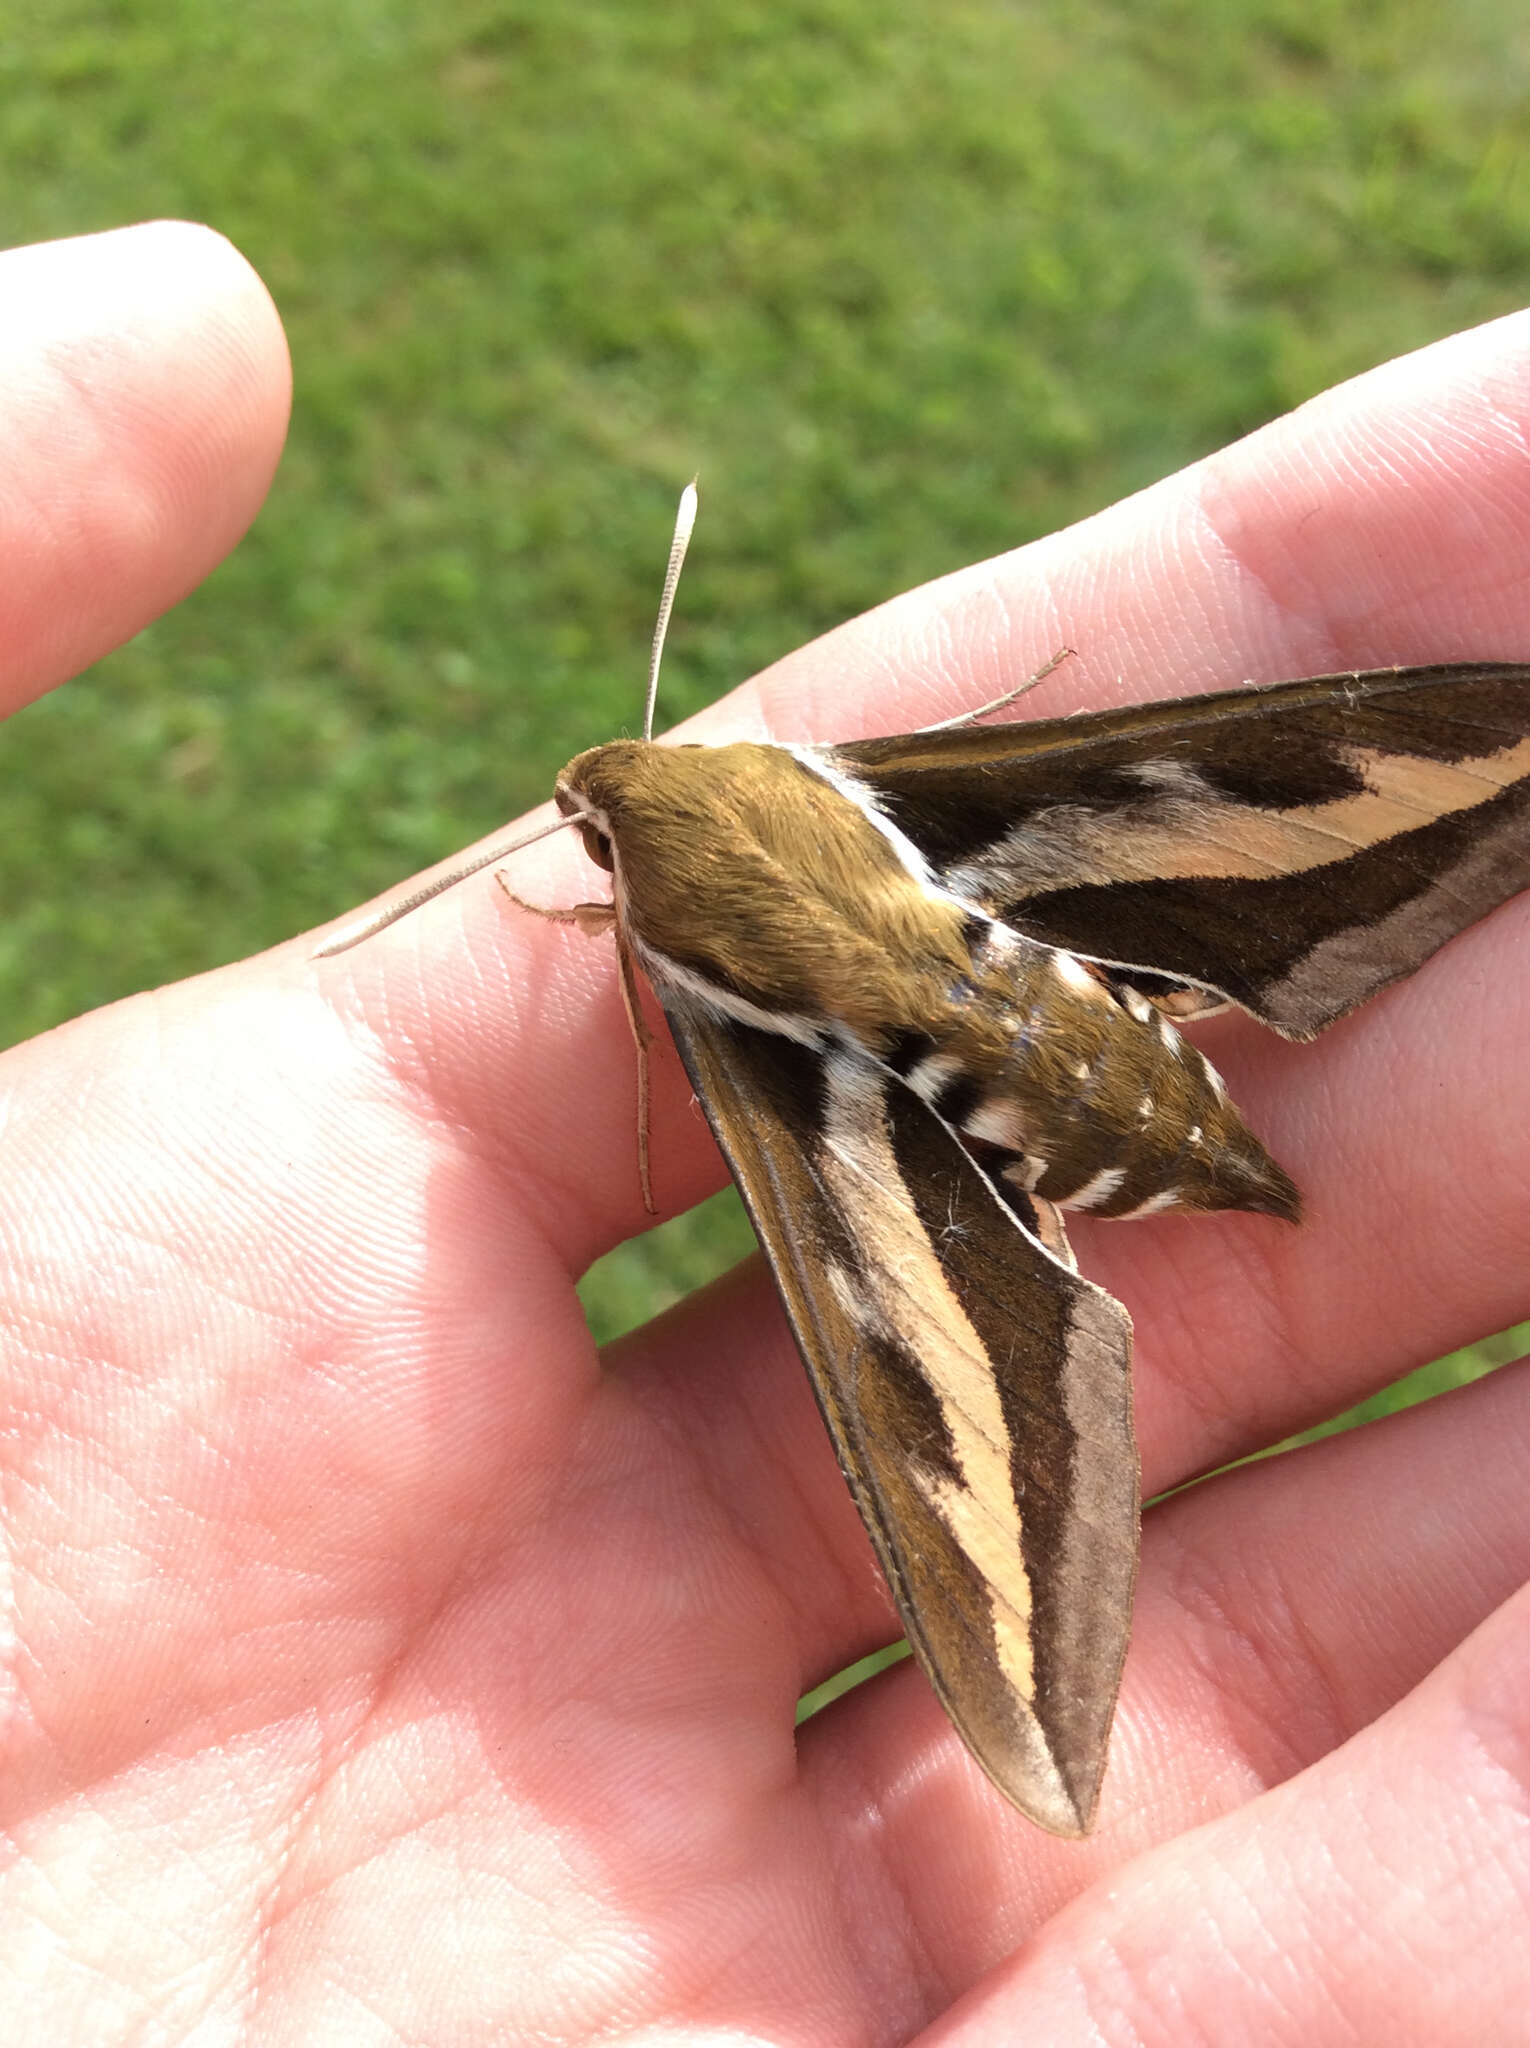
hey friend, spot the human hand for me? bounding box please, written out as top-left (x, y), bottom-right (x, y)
top-left (3, 224), bottom-right (1527, 2044)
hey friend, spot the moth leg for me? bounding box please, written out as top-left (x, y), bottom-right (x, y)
top-left (1147, 986), bottom-right (1228, 1021)
top-left (612, 919), bottom-right (656, 1215)
top-left (914, 646), bottom-right (1075, 733)
top-left (1082, 960), bottom-right (1228, 1023)
top-left (495, 874), bottom-right (617, 937)
top-left (496, 872), bottom-right (656, 1212)
top-left (951, 1132), bottom-right (1079, 1270)
top-left (996, 1178), bottom-right (1077, 1271)
top-left (1025, 1194), bottom-right (1075, 1270)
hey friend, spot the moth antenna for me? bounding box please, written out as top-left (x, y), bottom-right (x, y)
top-left (642, 478), bottom-right (699, 743)
top-left (916, 646), bottom-right (1076, 734)
top-left (312, 811), bottom-right (580, 957)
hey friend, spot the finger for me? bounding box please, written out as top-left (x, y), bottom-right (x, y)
top-left (743, 305), bottom-right (1530, 740)
top-left (793, 1356), bottom-right (1530, 1999)
top-left (1125, 1355), bottom-right (1530, 1840)
top-left (0, 221), bottom-right (290, 713)
top-left (918, 1589), bottom-right (1530, 2043)
top-left (315, 308), bottom-right (1530, 1284)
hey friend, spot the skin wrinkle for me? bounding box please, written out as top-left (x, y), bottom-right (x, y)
top-left (790, 1701), bottom-right (937, 2041)
top-left (339, 940), bottom-right (636, 1270)
top-left (1446, 1124), bottom-right (1530, 1276)
top-left (36, 1459), bottom-right (419, 1812)
top-left (611, 1292), bottom-right (866, 1675)
top-left (1476, 380), bottom-right (1530, 514)
top-left (1324, 1020), bottom-right (1421, 1242)
top-left (1190, 470), bottom-right (1349, 681)
top-left (1119, 1203), bottom-right (1302, 1479)
top-left (1317, 962), bottom-right (1518, 1309)
top-left (1451, 1683), bottom-right (1530, 1855)
top-left (324, 990), bottom-right (588, 1266)
top-left (821, 1822), bottom-right (935, 2048)
top-left (1195, 357), bottom-right (1530, 673)
top-left (38, 343), bottom-right (176, 549)
top-left (25, 1179), bottom-right (585, 1851)
top-left (1054, 1934), bottom-right (1139, 2048)
top-left (1402, 931), bottom-right (1530, 1243)
top-left (1149, 502), bottom-right (1229, 679)
top-left (944, 560), bottom-right (1047, 721)
top-left (1153, 1498), bottom-right (1350, 1795)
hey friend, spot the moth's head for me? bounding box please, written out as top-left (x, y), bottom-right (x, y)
top-left (555, 738), bottom-right (652, 872)
top-left (557, 735), bottom-right (715, 875)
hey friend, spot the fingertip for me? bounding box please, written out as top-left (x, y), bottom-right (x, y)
top-left (0, 220), bottom-right (293, 708)
top-left (105, 216), bottom-right (294, 495)
top-left (1192, 305), bottom-right (1530, 668)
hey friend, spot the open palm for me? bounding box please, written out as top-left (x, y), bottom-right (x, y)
top-left (5, 224), bottom-right (1529, 2045)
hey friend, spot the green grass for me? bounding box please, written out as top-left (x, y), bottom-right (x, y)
top-left (3, 0), bottom-right (1530, 1402)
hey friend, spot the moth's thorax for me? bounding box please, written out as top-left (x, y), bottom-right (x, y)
top-left (559, 738), bottom-right (975, 1035)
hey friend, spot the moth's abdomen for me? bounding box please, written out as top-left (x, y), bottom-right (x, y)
top-left (907, 932), bottom-right (1299, 1225)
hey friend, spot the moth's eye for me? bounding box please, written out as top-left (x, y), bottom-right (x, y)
top-left (580, 823), bottom-right (614, 872)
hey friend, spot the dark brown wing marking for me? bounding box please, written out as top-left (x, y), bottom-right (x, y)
top-left (663, 997), bottom-right (1137, 1836)
top-left (830, 663), bottom-right (1530, 1037)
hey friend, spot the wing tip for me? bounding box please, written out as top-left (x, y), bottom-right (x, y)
top-left (951, 1696), bottom-right (1112, 1837)
top-left (978, 1741), bottom-right (1106, 1838)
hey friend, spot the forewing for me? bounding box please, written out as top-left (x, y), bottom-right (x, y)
top-left (829, 662), bottom-right (1530, 1037)
top-left (663, 996), bottom-right (1137, 1837)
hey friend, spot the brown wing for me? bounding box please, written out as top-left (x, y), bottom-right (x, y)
top-left (828, 662), bottom-right (1530, 1038)
top-left (663, 996), bottom-right (1137, 1836)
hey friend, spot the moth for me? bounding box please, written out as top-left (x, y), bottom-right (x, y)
top-left (319, 485), bottom-right (1530, 1835)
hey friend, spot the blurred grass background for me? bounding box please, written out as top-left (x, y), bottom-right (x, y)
top-left (2, 0), bottom-right (1527, 1421)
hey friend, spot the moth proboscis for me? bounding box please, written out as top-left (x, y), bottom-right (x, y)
top-left (317, 486), bottom-right (1530, 1836)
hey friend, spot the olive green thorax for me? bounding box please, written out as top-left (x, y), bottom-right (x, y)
top-left (559, 739), bottom-right (975, 1036)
